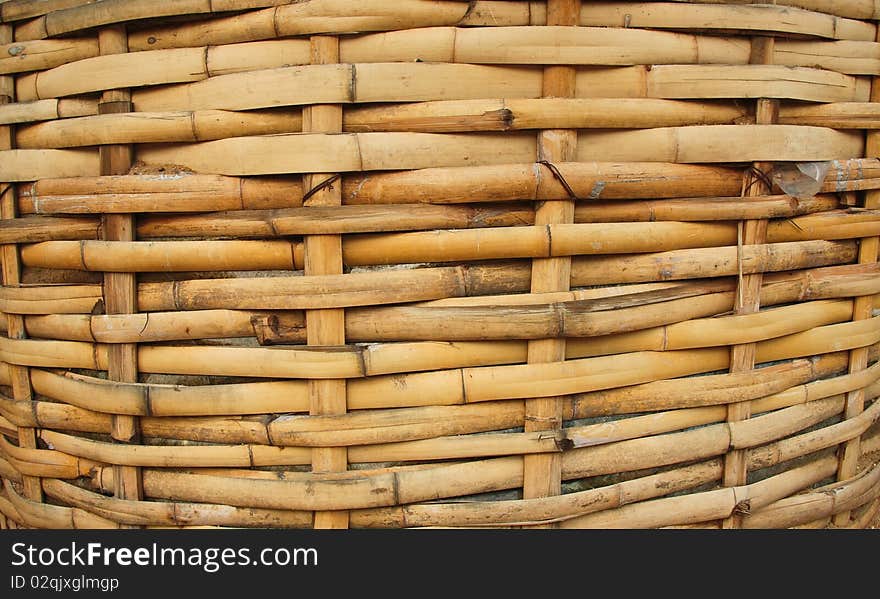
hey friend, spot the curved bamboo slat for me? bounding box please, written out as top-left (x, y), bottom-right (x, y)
top-left (1, 0), bottom-right (879, 530)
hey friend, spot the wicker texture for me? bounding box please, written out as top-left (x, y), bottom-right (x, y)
top-left (0, 0), bottom-right (879, 529)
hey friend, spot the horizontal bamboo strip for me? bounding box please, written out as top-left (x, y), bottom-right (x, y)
top-left (576, 126), bottom-right (863, 163)
top-left (575, 195), bottom-right (839, 223)
top-left (571, 352), bottom-right (876, 418)
top-left (0, 37), bottom-right (98, 74)
top-left (775, 39), bottom-right (880, 75)
top-left (121, 1), bottom-right (878, 52)
top-left (571, 240), bottom-right (858, 286)
top-left (136, 132), bottom-right (538, 176)
top-left (0, 0), bottom-right (95, 23)
top-left (665, 0), bottom-right (880, 21)
top-left (780, 101), bottom-right (880, 128)
top-left (138, 266), bottom-right (466, 311)
top-left (20, 158), bottom-right (876, 213)
top-left (0, 148), bottom-right (98, 181)
top-left (579, 2), bottom-right (875, 41)
top-left (11, 209), bottom-right (880, 256)
top-left (743, 457), bottom-right (880, 528)
top-left (352, 459), bottom-right (724, 527)
top-left (641, 65), bottom-right (865, 102)
top-left (0, 215), bottom-right (97, 243)
top-left (3, 481), bottom-right (118, 529)
top-left (15, 109), bottom-right (302, 148)
top-left (41, 479), bottom-right (313, 528)
top-left (20, 174), bottom-right (294, 214)
top-left (560, 455), bottom-right (839, 528)
top-left (139, 204), bottom-right (531, 240)
top-left (129, 63), bottom-right (869, 115)
top-left (0, 97), bottom-right (95, 125)
top-left (345, 98), bottom-right (747, 132)
top-left (0, 284), bottom-right (101, 314)
top-left (131, 127), bottom-right (864, 177)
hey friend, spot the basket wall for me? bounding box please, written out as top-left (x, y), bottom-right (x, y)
top-left (1, 0), bottom-right (879, 529)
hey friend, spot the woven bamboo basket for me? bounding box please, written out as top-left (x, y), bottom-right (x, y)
top-left (0, 0), bottom-right (879, 531)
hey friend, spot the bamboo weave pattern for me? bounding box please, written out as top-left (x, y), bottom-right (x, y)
top-left (0, 0), bottom-right (879, 529)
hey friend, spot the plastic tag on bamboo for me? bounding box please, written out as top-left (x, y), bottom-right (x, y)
top-left (772, 161), bottom-right (831, 200)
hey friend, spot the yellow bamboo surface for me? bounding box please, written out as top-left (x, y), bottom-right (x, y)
top-left (1, 0), bottom-right (879, 531)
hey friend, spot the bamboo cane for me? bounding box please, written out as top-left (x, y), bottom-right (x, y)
top-left (0, 97), bottom-right (96, 125)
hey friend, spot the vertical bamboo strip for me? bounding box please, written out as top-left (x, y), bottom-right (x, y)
top-left (98, 25), bottom-right (143, 512)
top-left (304, 34), bottom-right (349, 530)
top-left (522, 0), bottom-right (581, 509)
top-left (721, 35), bottom-right (779, 530)
top-left (834, 24), bottom-right (880, 526)
top-left (0, 22), bottom-right (42, 504)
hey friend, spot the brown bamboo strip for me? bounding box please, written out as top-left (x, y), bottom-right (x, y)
top-left (138, 204), bottom-right (533, 240)
top-left (570, 240), bottom-right (858, 286)
top-left (748, 397), bottom-right (880, 474)
top-left (18, 213), bottom-right (880, 271)
top-left (521, 0), bottom-right (579, 507)
top-left (27, 159), bottom-right (880, 213)
top-left (775, 39), bottom-right (880, 75)
top-left (0, 37), bottom-right (98, 74)
top-left (743, 457), bottom-right (880, 528)
top-left (0, 147), bottom-right (98, 181)
top-left (301, 32), bottom-right (349, 530)
top-left (576, 126), bottom-right (863, 163)
top-left (560, 454), bottom-right (839, 528)
top-left (574, 195), bottom-right (839, 223)
top-left (128, 63), bottom-right (866, 116)
top-left (0, 283), bottom-right (101, 314)
top-left (20, 174), bottom-right (295, 214)
top-left (134, 127), bottom-right (864, 178)
top-left (0, 0), bottom-right (94, 23)
top-left (0, 97), bottom-right (96, 125)
top-left (579, 3), bottom-right (875, 41)
top-left (121, 1), bottom-right (877, 52)
top-left (3, 480), bottom-right (118, 529)
top-left (665, 0), bottom-right (879, 21)
top-left (352, 459), bottom-right (724, 528)
top-left (15, 109), bottom-right (302, 148)
top-left (0, 20), bottom-right (40, 504)
top-left (0, 215), bottom-right (97, 243)
top-left (137, 267), bottom-right (467, 311)
top-left (834, 29), bottom-right (880, 524)
top-left (780, 102), bottom-right (880, 128)
top-left (723, 38), bottom-right (777, 528)
top-left (345, 98), bottom-right (746, 132)
top-left (570, 351), bottom-right (875, 419)
top-left (96, 25), bottom-right (141, 513)
top-left (41, 479), bottom-right (313, 528)
top-left (129, 1), bottom-right (475, 52)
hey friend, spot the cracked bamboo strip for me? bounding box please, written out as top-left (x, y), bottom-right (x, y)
top-left (0, 20), bottom-right (40, 504)
top-left (834, 23), bottom-right (880, 525)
